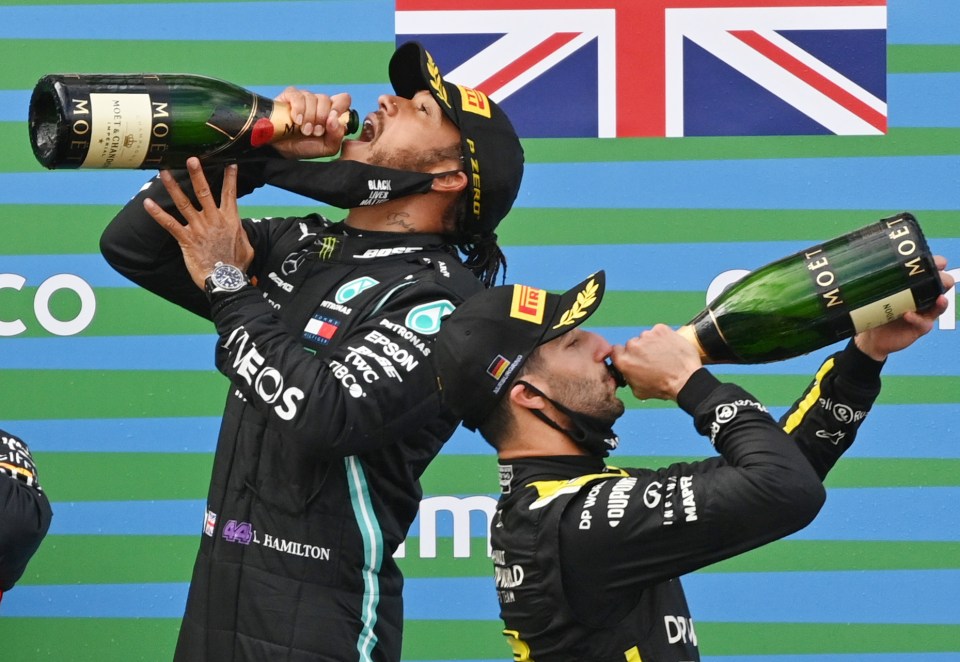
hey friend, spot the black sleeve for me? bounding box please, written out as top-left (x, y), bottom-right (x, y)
top-left (778, 340), bottom-right (885, 479)
top-left (559, 369), bottom-right (826, 624)
top-left (0, 479), bottom-right (52, 591)
top-left (98, 159), bottom-right (276, 320)
top-left (0, 431), bottom-right (53, 591)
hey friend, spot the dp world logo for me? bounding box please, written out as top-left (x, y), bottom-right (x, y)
top-left (405, 300), bottom-right (454, 335)
top-left (336, 276), bottom-right (379, 304)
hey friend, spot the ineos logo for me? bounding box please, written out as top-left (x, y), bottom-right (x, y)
top-left (0, 273), bottom-right (96, 336)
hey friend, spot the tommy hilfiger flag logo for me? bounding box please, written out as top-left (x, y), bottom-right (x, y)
top-left (396, 0), bottom-right (886, 137)
top-left (303, 315), bottom-right (340, 344)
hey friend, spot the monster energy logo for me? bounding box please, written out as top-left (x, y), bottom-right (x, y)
top-left (317, 237), bottom-right (339, 261)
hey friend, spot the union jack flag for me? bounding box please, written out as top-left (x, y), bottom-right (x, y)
top-left (395, 0), bottom-right (887, 137)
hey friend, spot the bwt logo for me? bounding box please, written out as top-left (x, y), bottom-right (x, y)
top-left (709, 268), bottom-right (959, 331)
top-left (0, 274), bottom-right (96, 336)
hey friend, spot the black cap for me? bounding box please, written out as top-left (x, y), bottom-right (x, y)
top-left (389, 41), bottom-right (524, 238)
top-left (435, 271), bottom-right (606, 430)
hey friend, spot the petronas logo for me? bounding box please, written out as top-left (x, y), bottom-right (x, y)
top-left (405, 300), bottom-right (455, 335)
top-left (317, 237), bottom-right (338, 261)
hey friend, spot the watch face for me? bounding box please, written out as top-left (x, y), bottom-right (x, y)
top-left (212, 264), bottom-right (246, 291)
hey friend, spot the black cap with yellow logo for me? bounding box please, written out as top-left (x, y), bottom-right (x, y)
top-left (434, 271), bottom-right (606, 430)
top-left (389, 41), bottom-right (524, 238)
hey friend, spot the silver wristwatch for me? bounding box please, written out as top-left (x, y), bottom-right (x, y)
top-left (204, 261), bottom-right (248, 299)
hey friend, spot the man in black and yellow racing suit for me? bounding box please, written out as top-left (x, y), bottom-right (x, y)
top-left (433, 265), bottom-right (952, 662)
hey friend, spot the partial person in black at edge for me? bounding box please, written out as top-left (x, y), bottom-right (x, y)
top-left (433, 261), bottom-right (953, 662)
top-left (99, 42), bottom-right (523, 661)
top-left (0, 428), bottom-right (52, 605)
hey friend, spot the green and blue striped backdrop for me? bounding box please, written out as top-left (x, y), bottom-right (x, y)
top-left (0, 1), bottom-right (957, 660)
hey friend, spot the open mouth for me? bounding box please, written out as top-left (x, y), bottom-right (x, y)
top-left (358, 115), bottom-right (376, 142)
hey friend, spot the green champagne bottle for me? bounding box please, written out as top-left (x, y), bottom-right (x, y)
top-left (677, 213), bottom-right (944, 364)
top-left (28, 73), bottom-right (360, 169)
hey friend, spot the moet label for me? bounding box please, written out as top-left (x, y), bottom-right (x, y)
top-left (884, 215), bottom-right (929, 283)
top-left (80, 93), bottom-right (152, 168)
top-left (849, 289), bottom-right (916, 332)
top-left (803, 246), bottom-right (845, 310)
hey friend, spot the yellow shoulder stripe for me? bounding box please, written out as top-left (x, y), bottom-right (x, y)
top-left (782, 357), bottom-right (835, 433)
top-left (527, 470), bottom-right (629, 510)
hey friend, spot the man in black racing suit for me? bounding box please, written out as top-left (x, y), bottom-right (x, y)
top-left (433, 266), bottom-right (952, 662)
top-left (99, 42), bottom-right (523, 661)
top-left (1, 428), bottom-right (52, 605)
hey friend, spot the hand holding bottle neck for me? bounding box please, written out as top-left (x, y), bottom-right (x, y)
top-left (613, 324), bottom-right (704, 401)
top-left (262, 101), bottom-right (358, 161)
top-left (268, 101), bottom-right (356, 143)
top-left (676, 324), bottom-right (714, 365)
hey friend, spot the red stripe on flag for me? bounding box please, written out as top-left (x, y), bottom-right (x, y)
top-left (397, 0), bottom-right (884, 9)
top-left (731, 29), bottom-right (887, 133)
top-left (477, 32), bottom-right (581, 96)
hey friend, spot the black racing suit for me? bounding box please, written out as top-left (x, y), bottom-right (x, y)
top-left (0, 429), bottom-right (52, 601)
top-left (492, 343), bottom-right (884, 661)
top-left (100, 164), bottom-right (484, 661)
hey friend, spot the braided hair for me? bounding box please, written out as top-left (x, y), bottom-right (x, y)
top-left (457, 232), bottom-right (507, 288)
top-left (427, 144), bottom-right (508, 288)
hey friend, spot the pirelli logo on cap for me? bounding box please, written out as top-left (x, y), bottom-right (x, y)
top-left (510, 285), bottom-right (546, 324)
top-left (457, 84), bottom-right (492, 118)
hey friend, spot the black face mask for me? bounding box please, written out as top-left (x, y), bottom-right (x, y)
top-left (517, 380), bottom-right (620, 458)
top-left (257, 157), bottom-right (461, 211)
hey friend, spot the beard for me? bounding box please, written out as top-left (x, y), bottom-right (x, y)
top-left (545, 372), bottom-right (625, 425)
top-left (367, 141), bottom-right (462, 174)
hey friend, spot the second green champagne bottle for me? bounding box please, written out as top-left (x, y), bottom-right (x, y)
top-left (678, 213), bottom-right (944, 364)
